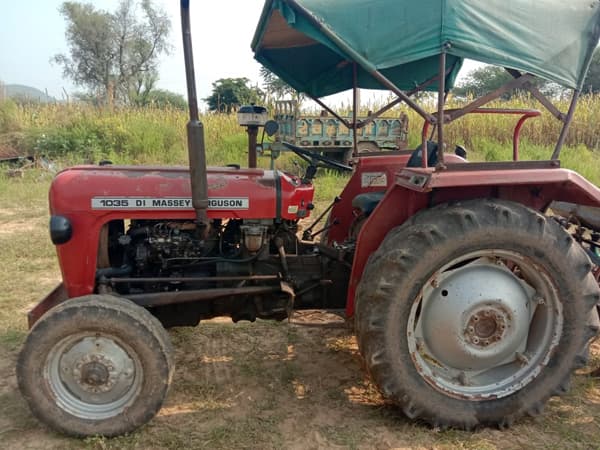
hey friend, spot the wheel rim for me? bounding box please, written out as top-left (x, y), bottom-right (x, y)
top-left (45, 332), bottom-right (143, 420)
top-left (407, 250), bottom-right (563, 400)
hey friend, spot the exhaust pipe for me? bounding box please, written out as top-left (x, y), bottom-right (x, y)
top-left (180, 0), bottom-right (209, 235)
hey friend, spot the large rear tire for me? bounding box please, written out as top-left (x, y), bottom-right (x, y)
top-left (355, 199), bottom-right (599, 429)
top-left (17, 295), bottom-right (174, 437)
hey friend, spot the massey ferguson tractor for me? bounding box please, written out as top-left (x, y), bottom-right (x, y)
top-left (16, 0), bottom-right (600, 436)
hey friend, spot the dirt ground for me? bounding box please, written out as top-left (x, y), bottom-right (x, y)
top-left (1, 175), bottom-right (600, 449)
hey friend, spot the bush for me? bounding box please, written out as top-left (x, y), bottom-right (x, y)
top-left (0, 100), bottom-right (21, 133)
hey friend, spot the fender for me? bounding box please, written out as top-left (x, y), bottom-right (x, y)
top-left (346, 161), bottom-right (600, 316)
top-left (326, 152), bottom-right (466, 244)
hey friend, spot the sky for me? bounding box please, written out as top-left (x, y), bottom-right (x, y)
top-left (0, 0), bottom-right (267, 103)
top-left (0, 0), bottom-right (479, 108)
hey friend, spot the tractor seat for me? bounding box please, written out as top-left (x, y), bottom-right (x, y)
top-left (407, 141), bottom-right (439, 167)
top-left (352, 191), bottom-right (386, 217)
top-left (407, 141), bottom-right (468, 167)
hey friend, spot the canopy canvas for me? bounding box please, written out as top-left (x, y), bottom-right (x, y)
top-left (252, 0), bottom-right (600, 98)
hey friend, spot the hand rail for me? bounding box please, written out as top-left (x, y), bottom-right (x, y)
top-left (420, 108), bottom-right (542, 167)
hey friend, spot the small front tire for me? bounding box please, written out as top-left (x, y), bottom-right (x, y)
top-left (17, 295), bottom-right (174, 437)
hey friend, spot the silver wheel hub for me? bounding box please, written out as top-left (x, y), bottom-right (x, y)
top-left (408, 252), bottom-right (562, 400)
top-left (47, 334), bottom-right (142, 420)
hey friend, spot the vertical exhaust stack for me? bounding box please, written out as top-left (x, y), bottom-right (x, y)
top-left (180, 0), bottom-right (209, 235)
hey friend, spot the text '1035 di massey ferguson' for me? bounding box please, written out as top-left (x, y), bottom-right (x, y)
top-left (16, 0), bottom-right (600, 436)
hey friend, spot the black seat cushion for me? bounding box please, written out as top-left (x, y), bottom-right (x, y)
top-left (407, 141), bottom-right (439, 168)
top-left (351, 191), bottom-right (386, 216)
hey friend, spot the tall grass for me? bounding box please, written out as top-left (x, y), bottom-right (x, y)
top-left (2, 95), bottom-right (600, 184)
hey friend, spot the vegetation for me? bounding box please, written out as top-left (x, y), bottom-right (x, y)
top-left (453, 66), bottom-right (559, 99)
top-left (54, 0), bottom-right (171, 105)
top-left (455, 49), bottom-right (600, 99)
top-left (204, 78), bottom-right (264, 112)
top-left (2, 94), bottom-right (600, 178)
top-left (260, 67), bottom-right (304, 103)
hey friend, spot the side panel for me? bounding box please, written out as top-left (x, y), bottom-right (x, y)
top-left (327, 153), bottom-right (466, 244)
top-left (326, 154), bottom-right (412, 244)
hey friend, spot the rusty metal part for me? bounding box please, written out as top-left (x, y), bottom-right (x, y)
top-left (303, 196), bottom-right (341, 240)
top-left (436, 51), bottom-right (447, 168)
top-left (28, 283), bottom-right (68, 329)
top-left (124, 286), bottom-right (282, 307)
top-left (446, 74), bottom-right (535, 122)
top-left (280, 280), bottom-right (295, 321)
top-left (104, 275), bottom-right (279, 284)
top-left (505, 68), bottom-right (565, 121)
top-left (181, 0), bottom-right (209, 234)
top-left (464, 308), bottom-right (509, 348)
top-left (552, 90), bottom-right (580, 160)
top-left (275, 237), bottom-right (290, 280)
top-left (247, 125), bottom-right (259, 168)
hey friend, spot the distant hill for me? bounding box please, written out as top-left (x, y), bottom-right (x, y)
top-left (5, 84), bottom-right (56, 103)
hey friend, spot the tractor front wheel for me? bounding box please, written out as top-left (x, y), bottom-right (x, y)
top-left (355, 199), bottom-right (599, 429)
top-left (17, 295), bottom-right (174, 437)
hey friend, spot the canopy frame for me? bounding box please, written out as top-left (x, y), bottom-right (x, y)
top-left (259, 0), bottom-right (600, 167)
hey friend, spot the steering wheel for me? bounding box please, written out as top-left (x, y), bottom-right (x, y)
top-left (282, 142), bottom-right (353, 172)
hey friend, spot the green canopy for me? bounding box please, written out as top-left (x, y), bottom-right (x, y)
top-left (252, 0), bottom-right (600, 98)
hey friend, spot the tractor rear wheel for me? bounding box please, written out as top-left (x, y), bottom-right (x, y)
top-left (17, 295), bottom-right (174, 437)
top-left (355, 199), bottom-right (599, 429)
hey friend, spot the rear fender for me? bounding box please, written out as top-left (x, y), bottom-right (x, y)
top-left (346, 164), bottom-right (600, 316)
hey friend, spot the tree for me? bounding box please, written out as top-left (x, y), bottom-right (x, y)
top-left (582, 48), bottom-right (600, 94)
top-left (454, 65), bottom-right (554, 99)
top-left (204, 78), bottom-right (263, 112)
top-left (135, 89), bottom-right (187, 109)
top-left (260, 67), bottom-right (303, 103)
top-left (53, 0), bottom-right (171, 105)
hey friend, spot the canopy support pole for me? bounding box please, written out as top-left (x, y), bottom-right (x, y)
top-left (353, 63), bottom-right (358, 157)
top-left (310, 96), bottom-right (352, 129)
top-left (358, 63), bottom-right (458, 130)
top-left (552, 90), bottom-right (580, 160)
top-left (446, 74), bottom-right (534, 122)
top-left (505, 69), bottom-right (565, 121)
top-left (286, 0), bottom-right (435, 123)
top-left (436, 51), bottom-right (446, 168)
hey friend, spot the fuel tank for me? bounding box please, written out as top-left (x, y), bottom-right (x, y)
top-left (49, 165), bottom-right (314, 220)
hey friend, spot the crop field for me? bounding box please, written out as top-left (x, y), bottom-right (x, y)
top-left (0, 100), bottom-right (600, 449)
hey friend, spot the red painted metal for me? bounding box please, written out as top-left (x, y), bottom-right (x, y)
top-left (325, 154), bottom-right (412, 244)
top-left (345, 186), bottom-right (428, 316)
top-left (345, 164), bottom-right (600, 316)
top-left (325, 152), bottom-right (467, 245)
top-left (49, 165), bottom-right (314, 299)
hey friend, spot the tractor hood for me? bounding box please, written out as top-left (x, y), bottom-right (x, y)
top-left (49, 165), bottom-right (314, 221)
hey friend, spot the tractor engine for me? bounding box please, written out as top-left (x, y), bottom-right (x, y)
top-left (48, 164), bottom-right (351, 327)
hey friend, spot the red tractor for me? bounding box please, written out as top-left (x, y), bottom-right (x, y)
top-left (17, 0), bottom-right (600, 436)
